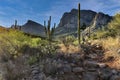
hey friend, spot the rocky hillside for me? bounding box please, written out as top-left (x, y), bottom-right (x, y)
top-left (21, 44), bottom-right (120, 80)
top-left (21, 20), bottom-right (45, 37)
top-left (55, 9), bottom-right (112, 36)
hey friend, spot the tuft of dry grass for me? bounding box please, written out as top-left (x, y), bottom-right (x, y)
top-left (101, 37), bottom-right (120, 59)
top-left (59, 44), bottom-right (82, 54)
top-left (91, 37), bottom-right (120, 59)
top-left (92, 37), bottom-right (120, 69)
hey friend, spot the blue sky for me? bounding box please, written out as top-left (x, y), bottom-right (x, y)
top-left (0, 0), bottom-right (120, 27)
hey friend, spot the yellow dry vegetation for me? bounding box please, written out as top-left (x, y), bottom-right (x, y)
top-left (92, 37), bottom-right (120, 69)
top-left (0, 26), bottom-right (7, 32)
top-left (59, 44), bottom-right (82, 54)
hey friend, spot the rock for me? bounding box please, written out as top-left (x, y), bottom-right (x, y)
top-left (38, 73), bottom-right (47, 80)
top-left (70, 63), bottom-right (76, 67)
top-left (110, 75), bottom-right (120, 80)
top-left (112, 69), bottom-right (118, 75)
top-left (84, 60), bottom-right (98, 68)
top-left (97, 63), bottom-right (108, 68)
top-left (100, 68), bottom-right (112, 80)
top-left (57, 63), bottom-right (63, 68)
top-left (82, 72), bottom-right (99, 80)
top-left (87, 68), bottom-right (97, 72)
top-left (32, 70), bottom-right (39, 74)
top-left (44, 62), bottom-right (57, 75)
top-left (72, 67), bottom-right (84, 73)
top-left (46, 76), bottom-right (55, 80)
top-left (62, 73), bottom-right (80, 80)
top-left (32, 67), bottom-right (39, 70)
top-left (63, 64), bottom-right (72, 73)
top-left (88, 54), bottom-right (98, 59)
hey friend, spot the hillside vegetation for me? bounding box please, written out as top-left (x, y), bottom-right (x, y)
top-left (91, 13), bottom-right (120, 39)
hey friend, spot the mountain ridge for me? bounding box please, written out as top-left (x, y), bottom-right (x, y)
top-left (1, 9), bottom-right (112, 37)
top-left (55, 9), bottom-right (112, 37)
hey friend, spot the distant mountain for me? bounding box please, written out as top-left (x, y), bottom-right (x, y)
top-left (55, 9), bottom-right (112, 36)
top-left (10, 9), bottom-right (112, 38)
top-left (21, 20), bottom-right (45, 37)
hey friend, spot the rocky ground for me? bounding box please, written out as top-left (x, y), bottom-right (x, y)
top-left (0, 43), bottom-right (120, 80)
top-left (24, 44), bottom-right (120, 80)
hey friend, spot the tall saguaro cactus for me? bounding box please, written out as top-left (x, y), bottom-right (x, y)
top-left (78, 3), bottom-right (81, 45)
top-left (44, 16), bottom-right (56, 42)
top-left (14, 20), bottom-right (17, 29)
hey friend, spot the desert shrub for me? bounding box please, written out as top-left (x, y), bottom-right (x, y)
top-left (91, 29), bottom-right (117, 39)
top-left (91, 13), bottom-right (120, 39)
top-left (73, 40), bottom-right (79, 46)
top-left (0, 29), bottom-right (31, 60)
top-left (4, 55), bottom-right (30, 80)
top-left (59, 36), bottom-right (82, 54)
top-left (27, 55), bottom-right (38, 65)
top-left (39, 43), bottom-right (58, 57)
top-left (61, 35), bottom-right (76, 47)
top-left (30, 38), bottom-right (57, 54)
top-left (105, 13), bottom-right (120, 36)
top-left (108, 13), bottom-right (120, 30)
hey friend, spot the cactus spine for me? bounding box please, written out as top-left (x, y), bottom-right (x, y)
top-left (78, 3), bottom-right (81, 45)
top-left (44, 16), bottom-right (56, 42)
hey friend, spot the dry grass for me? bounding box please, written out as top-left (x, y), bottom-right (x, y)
top-left (101, 37), bottom-right (120, 59)
top-left (59, 44), bottom-right (82, 54)
top-left (92, 37), bottom-right (120, 69)
top-left (106, 58), bottom-right (120, 69)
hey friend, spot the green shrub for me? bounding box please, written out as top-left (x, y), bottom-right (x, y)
top-left (91, 13), bottom-right (120, 39)
top-left (27, 56), bottom-right (38, 65)
top-left (61, 35), bottom-right (76, 47)
top-left (107, 13), bottom-right (120, 35)
top-left (0, 30), bottom-right (31, 59)
top-left (91, 29), bottom-right (117, 39)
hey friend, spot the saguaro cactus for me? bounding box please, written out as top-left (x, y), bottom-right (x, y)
top-left (78, 3), bottom-right (81, 45)
top-left (14, 20), bottom-right (17, 29)
top-left (88, 26), bottom-right (91, 38)
top-left (44, 16), bottom-right (56, 42)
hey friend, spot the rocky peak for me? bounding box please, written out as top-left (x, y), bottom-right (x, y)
top-left (24, 20), bottom-right (43, 27)
top-left (58, 9), bottom-right (97, 28)
top-left (71, 9), bottom-right (78, 14)
top-left (55, 9), bottom-right (112, 36)
top-left (21, 20), bottom-right (45, 37)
